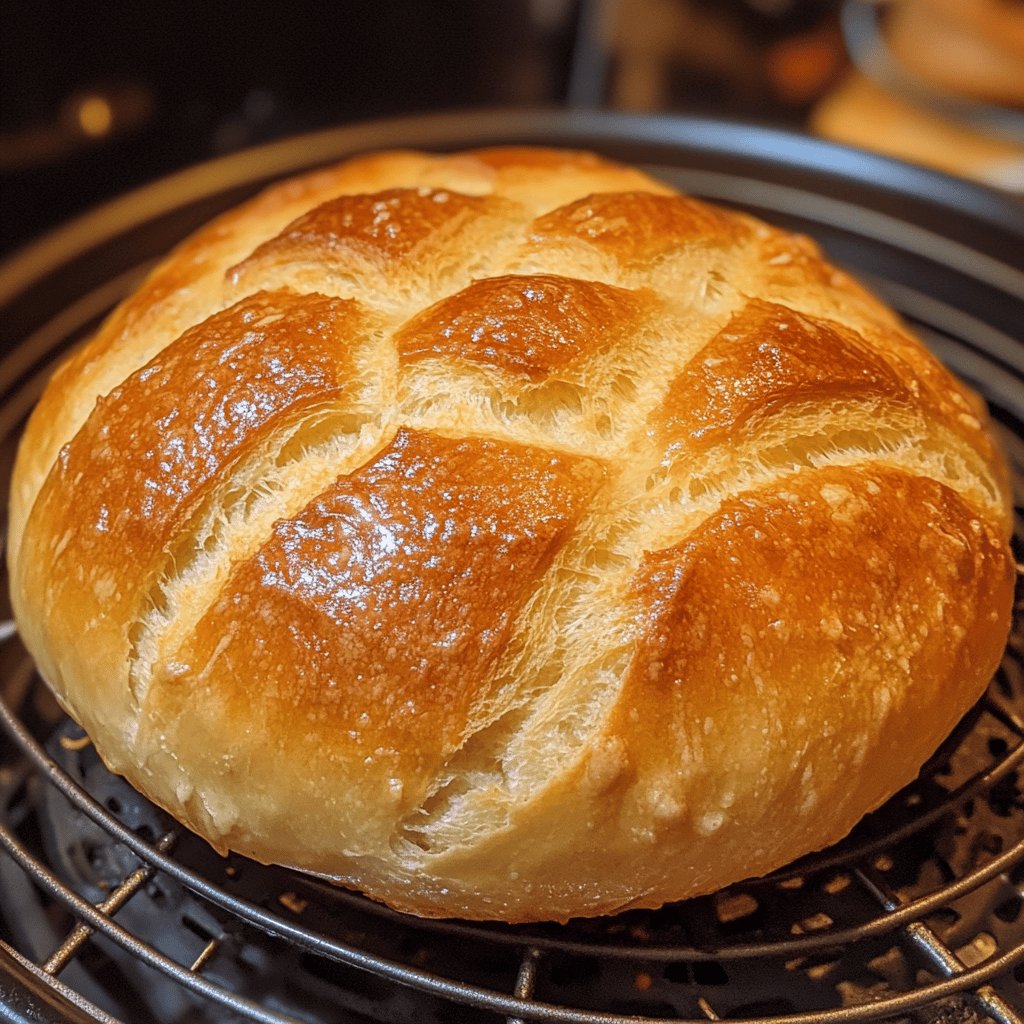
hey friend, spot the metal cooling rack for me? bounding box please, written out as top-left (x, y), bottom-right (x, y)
top-left (1, 110), bottom-right (1023, 1024)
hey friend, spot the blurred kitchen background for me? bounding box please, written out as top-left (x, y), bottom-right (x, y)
top-left (2, 0), bottom-right (1022, 260)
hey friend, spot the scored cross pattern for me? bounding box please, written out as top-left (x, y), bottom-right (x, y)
top-left (7, 147), bottom-right (1014, 922)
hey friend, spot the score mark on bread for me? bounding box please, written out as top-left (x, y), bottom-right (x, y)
top-left (7, 146), bottom-right (1015, 922)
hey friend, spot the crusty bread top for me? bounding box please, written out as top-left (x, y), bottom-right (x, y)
top-left (8, 146), bottom-right (1015, 921)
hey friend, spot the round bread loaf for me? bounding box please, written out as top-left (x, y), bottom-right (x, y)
top-left (8, 147), bottom-right (1015, 922)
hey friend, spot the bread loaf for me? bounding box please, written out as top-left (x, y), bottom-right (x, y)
top-left (8, 147), bottom-right (1015, 922)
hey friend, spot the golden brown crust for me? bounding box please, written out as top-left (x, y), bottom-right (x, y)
top-left (50, 290), bottom-right (366, 560)
top-left (653, 299), bottom-right (910, 455)
top-left (228, 189), bottom-right (521, 295)
top-left (396, 274), bottom-right (658, 381)
top-left (525, 191), bottom-right (746, 266)
top-left (137, 428), bottom-right (603, 861)
top-left (7, 145), bottom-right (1015, 922)
top-left (14, 290), bottom-right (381, 743)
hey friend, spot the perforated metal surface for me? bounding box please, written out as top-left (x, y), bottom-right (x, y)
top-left (0, 110), bottom-right (1022, 1023)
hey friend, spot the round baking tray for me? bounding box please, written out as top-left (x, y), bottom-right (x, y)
top-left (0, 109), bottom-right (1023, 1024)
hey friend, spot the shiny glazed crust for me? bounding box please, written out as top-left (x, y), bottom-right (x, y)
top-left (8, 147), bottom-right (1016, 922)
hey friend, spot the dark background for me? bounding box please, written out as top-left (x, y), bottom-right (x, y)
top-left (0, 0), bottom-right (841, 260)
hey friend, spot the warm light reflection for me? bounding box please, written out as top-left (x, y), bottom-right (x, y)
top-left (77, 95), bottom-right (113, 137)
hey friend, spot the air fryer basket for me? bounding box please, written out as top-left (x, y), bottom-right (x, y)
top-left (0, 110), bottom-right (1023, 1024)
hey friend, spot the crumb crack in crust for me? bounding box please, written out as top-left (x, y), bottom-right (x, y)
top-left (8, 146), bottom-right (1015, 922)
